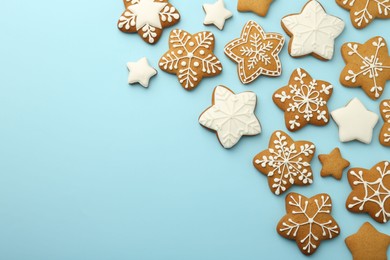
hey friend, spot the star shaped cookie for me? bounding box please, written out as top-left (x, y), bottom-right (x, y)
top-left (127, 57), bottom-right (157, 88)
top-left (273, 68), bottom-right (333, 132)
top-left (331, 98), bottom-right (379, 144)
top-left (318, 148), bottom-right (350, 180)
top-left (203, 0), bottom-right (232, 30)
top-left (199, 86), bottom-right (261, 149)
top-left (380, 99), bottom-right (390, 146)
top-left (117, 0), bottom-right (180, 44)
top-left (281, 0), bottom-right (345, 60)
top-left (237, 0), bottom-right (274, 17)
top-left (224, 20), bottom-right (284, 84)
top-left (340, 36), bottom-right (390, 100)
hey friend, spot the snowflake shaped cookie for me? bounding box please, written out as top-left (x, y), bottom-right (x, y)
top-left (340, 36), bottom-right (390, 100)
top-left (281, 0), bottom-right (345, 60)
top-left (159, 29), bottom-right (222, 90)
top-left (224, 20), bottom-right (284, 84)
top-left (199, 86), bottom-right (261, 148)
top-left (253, 131), bottom-right (315, 195)
top-left (336, 0), bottom-right (390, 29)
top-left (380, 99), bottom-right (390, 146)
top-left (273, 68), bottom-right (333, 132)
top-left (117, 0), bottom-right (180, 44)
top-left (277, 193), bottom-right (340, 255)
top-left (346, 161), bottom-right (390, 223)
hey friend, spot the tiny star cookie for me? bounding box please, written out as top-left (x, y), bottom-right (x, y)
top-left (237, 0), bottom-right (274, 17)
top-left (318, 148), bottom-right (350, 180)
top-left (277, 192), bottom-right (340, 256)
top-left (281, 0), bottom-right (345, 61)
top-left (117, 0), bottom-right (180, 44)
top-left (273, 68), bottom-right (334, 132)
top-left (127, 57), bottom-right (157, 88)
top-left (336, 0), bottom-right (390, 29)
top-left (340, 36), bottom-right (390, 100)
top-left (380, 99), bottom-right (390, 146)
top-left (199, 86), bottom-right (261, 148)
top-left (346, 161), bottom-right (390, 223)
top-left (331, 98), bottom-right (379, 144)
top-left (224, 20), bottom-right (284, 84)
top-left (159, 29), bottom-right (222, 90)
top-left (253, 131), bottom-right (315, 195)
top-left (203, 0), bottom-right (232, 30)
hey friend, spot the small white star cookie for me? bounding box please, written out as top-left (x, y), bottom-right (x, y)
top-left (203, 0), bottom-right (232, 30)
top-left (127, 57), bottom-right (157, 88)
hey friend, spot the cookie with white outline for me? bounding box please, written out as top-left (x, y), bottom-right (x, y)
top-left (380, 99), bottom-right (390, 146)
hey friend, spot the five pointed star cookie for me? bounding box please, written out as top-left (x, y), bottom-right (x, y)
top-left (346, 161), bottom-right (390, 223)
top-left (340, 36), bottom-right (390, 100)
top-left (117, 0), bottom-right (180, 44)
top-left (237, 0), bottom-right (274, 17)
top-left (253, 131), bottom-right (315, 195)
top-left (127, 57), bottom-right (157, 88)
top-left (380, 99), bottom-right (390, 146)
top-left (203, 0), bottom-right (232, 30)
top-left (345, 222), bottom-right (390, 260)
top-left (159, 29), bottom-right (222, 90)
top-left (331, 98), bottom-right (379, 144)
top-left (273, 68), bottom-right (334, 132)
top-left (281, 0), bottom-right (345, 60)
top-left (277, 193), bottom-right (340, 256)
top-left (199, 86), bottom-right (261, 149)
top-left (224, 20), bottom-right (284, 84)
top-left (318, 148), bottom-right (350, 180)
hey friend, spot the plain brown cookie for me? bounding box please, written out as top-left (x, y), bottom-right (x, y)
top-left (237, 0), bottom-right (274, 17)
top-left (318, 148), bottom-right (350, 180)
top-left (380, 99), bottom-right (390, 147)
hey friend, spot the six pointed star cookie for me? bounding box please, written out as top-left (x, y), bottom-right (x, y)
top-left (224, 20), bottom-right (284, 84)
top-left (237, 0), bottom-right (274, 17)
top-left (199, 86), bottom-right (261, 149)
top-left (159, 29), bottom-right (222, 90)
top-left (380, 99), bottom-right (390, 146)
top-left (277, 192), bottom-right (340, 255)
top-left (273, 68), bottom-right (333, 132)
top-left (253, 131), bottom-right (315, 195)
top-left (117, 0), bottom-right (180, 44)
top-left (203, 0), bottom-right (232, 30)
top-left (127, 57), bottom-right (157, 88)
top-left (340, 36), bottom-right (390, 100)
top-left (281, 0), bottom-right (345, 60)
top-left (318, 148), bottom-right (350, 180)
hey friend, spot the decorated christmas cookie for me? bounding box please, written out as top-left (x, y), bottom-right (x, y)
top-left (281, 0), bottom-right (345, 60)
top-left (237, 0), bottom-right (274, 17)
top-left (340, 36), bottom-right (390, 100)
top-left (117, 0), bottom-right (180, 44)
top-left (346, 161), bottom-right (390, 223)
top-left (159, 29), bottom-right (222, 90)
top-left (203, 0), bottom-right (232, 30)
top-left (380, 99), bottom-right (390, 146)
top-left (224, 21), bottom-right (284, 84)
top-left (318, 148), bottom-right (350, 180)
top-left (127, 57), bottom-right (157, 88)
top-left (253, 131), bottom-right (315, 195)
top-left (277, 192), bottom-right (340, 256)
top-left (273, 68), bottom-right (333, 132)
top-left (336, 0), bottom-right (390, 29)
top-left (199, 86), bottom-right (261, 149)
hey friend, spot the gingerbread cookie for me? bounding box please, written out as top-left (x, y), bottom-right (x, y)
top-left (117, 0), bottom-right (180, 44)
top-left (273, 68), bottom-right (333, 132)
top-left (380, 99), bottom-right (390, 146)
top-left (340, 36), bottom-right (390, 100)
top-left (127, 57), bottom-right (157, 88)
top-left (199, 86), bottom-right (261, 149)
top-left (224, 21), bottom-right (284, 84)
top-left (253, 131), bottom-right (315, 195)
top-left (159, 29), bottom-right (222, 90)
top-left (281, 0), bottom-right (345, 60)
top-left (237, 0), bottom-right (274, 17)
top-left (336, 0), bottom-right (390, 29)
top-left (203, 0), bottom-right (232, 30)
top-left (346, 161), bottom-right (390, 223)
top-left (277, 192), bottom-right (340, 255)
top-left (318, 148), bottom-right (350, 180)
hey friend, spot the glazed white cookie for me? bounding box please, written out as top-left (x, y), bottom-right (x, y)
top-left (127, 57), bottom-right (157, 87)
top-left (203, 0), bottom-right (232, 30)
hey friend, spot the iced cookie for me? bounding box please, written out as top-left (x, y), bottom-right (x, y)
top-left (253, 131), bottom-right (315, 195)
top-left (237, 0), bottom-right (274, 17)
top-left (380, 99), bottom-right (390, 146)
top-left (159, 29), bottom-right (222, 90)
top-left (273, 68), bottom-right (333, 132)
top-left (318, 148), bottom-right (350, 180)
top-left (277, 192), bottom-right (340, 255)
top-left (346, 161), bottom-right (390, 223)
top-left (117, 0), bottom-right (180, 44)
top-left (281, 0), bottom-right (345, 60)
top-left (224, 20), bottom-right (284, 84)
top-left (340, 36), bottom-right (390, 100)
top-left (127, 57), bottom-right (157, 88)
top-left (203, 0), bottom-right (232, 30)
top-left (199, 86), bottom-right (261, 148)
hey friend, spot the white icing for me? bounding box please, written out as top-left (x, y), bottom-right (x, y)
top-left (128, 0), bottom-right (166, 30)
top-left (381, 100), bottom-right (390, 143)
top-left (340, 0), bottom-right (390, 28)
top-left (127, 57), bottom-right (157, 87)
top-left (203, 0), bottom-right (232, 30)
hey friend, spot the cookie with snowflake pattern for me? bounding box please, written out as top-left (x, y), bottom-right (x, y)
top-left (273, 68), bottom-right (333, 132)
top-left (346, 161), bottom-right (390, 223)
top-left (253, 131), bottom-right (315, 195)
top-left (380, 99), bottom-right (390, 146)
top-left (224, 20), bottom-right (284, 84)
top-left (277, 192), bottom-right (340, 255)
top-left (340, 36), bottom-right (390, 100)
top-left (159, 29), bottom-right (222, 90)
top-left (117, 0), bottom-right (180, 44)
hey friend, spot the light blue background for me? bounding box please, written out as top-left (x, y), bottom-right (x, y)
top-left (0, 0), bottom-right (389, 259)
